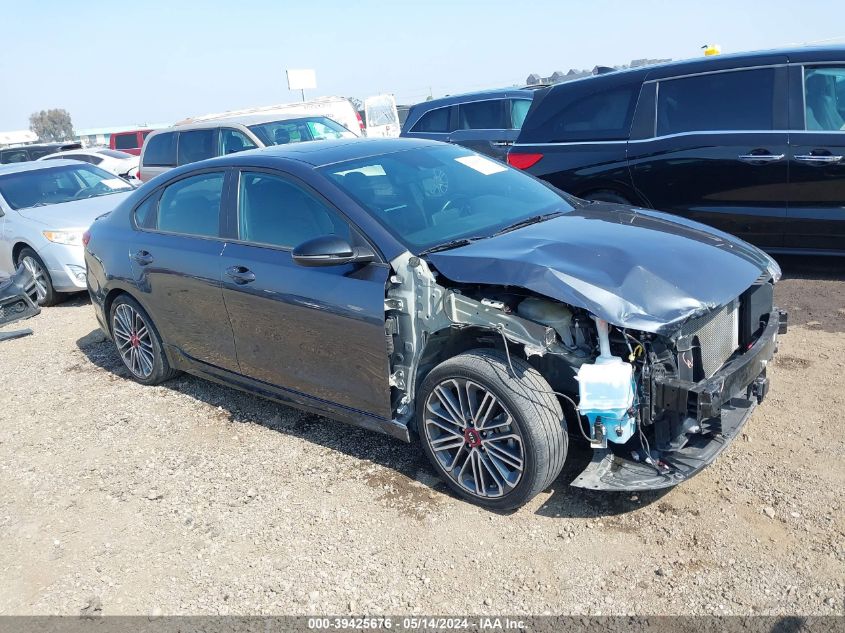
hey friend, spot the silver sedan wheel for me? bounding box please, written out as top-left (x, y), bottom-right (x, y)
top-left (112, 303), bottom-right (155, 378)
top-left (21, 256), bottom-right (48, 303)
top-left (423, 378), bottom-right (524, 498)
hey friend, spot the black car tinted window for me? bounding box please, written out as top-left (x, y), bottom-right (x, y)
top-left (114, 134), bottom-right (138, 150)
top-left (1, 149), bottom-right (29, 163)
top-left (29, 148), bottom-right (54, 160)
top-left (156, 172), bottom-right (224, 237)
top-left (411, 107), bottom-right (450, 133)
top-left (143, 132), bottom-right (176, 167)
top-left (458, 100), bottom-right (507, 129)
top-left (804, 66), bottom-right (845, 131)
top-left (657, 68), bottom-right (775, 135)
top-left (177, 130), bottom-right (216, 165)
top-left (519, 82), bottom-right (639, 142)
top-left (238, 171), bottom-right (349, 248)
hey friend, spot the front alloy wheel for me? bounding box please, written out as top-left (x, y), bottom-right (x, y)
top-left (424, 378), bottom-right (524, 498)
top-left (17, 247), bottom-right (57, 306)
top-left (417, 349), bottom-right (567, 510)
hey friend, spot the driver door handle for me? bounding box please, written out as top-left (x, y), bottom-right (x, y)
top-left (225, 265), bottom-right (256, 284)
top-left (132, 250), bottom-right (154, 266)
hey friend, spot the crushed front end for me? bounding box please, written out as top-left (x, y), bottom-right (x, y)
top-left (571, 277), bottom-right (787, 491)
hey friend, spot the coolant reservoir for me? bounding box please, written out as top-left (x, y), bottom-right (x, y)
top-left (575, 319), bottom-right (636, 446)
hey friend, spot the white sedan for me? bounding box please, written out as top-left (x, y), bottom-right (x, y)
top-left (38, 148), bottom-right (140, 183)
top-left (0, 160), bottom-right (134, 305)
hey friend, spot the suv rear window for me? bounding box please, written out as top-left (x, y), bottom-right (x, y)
top-left (410, 107), bottom-right (450, 133)
top-left (657, 68), bottom-right (775, 135)
top-left (519, 82), bottom-right (639, 142)
top-left (114, 134), bottom-right (138, 150)
top-left (143, 132), bottom-right (177, 167)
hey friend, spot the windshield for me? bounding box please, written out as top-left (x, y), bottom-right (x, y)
top-left (320, 145), bottom-right (572, 252)
top-left (248, 117), bottom-right (356, 146)
top-left (0, 164), bottom-right (133, 210)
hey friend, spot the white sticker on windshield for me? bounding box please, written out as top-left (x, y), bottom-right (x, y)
top-left (101, 178), bottom-right (129, 190)
top-left (455, 155), bottom-right (507, 175)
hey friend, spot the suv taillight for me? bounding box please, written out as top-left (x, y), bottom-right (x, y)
top-left (356, 112), bottom-right (365, 133)
top-left (82, 230), bottom-right (91, 247)
top-left (507, 152), bottom-right (543, 170)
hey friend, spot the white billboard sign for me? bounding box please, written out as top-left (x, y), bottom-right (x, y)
top-left (286, 69), bottom-right (317, 91)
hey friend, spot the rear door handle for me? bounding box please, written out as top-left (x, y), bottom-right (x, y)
top-left (794, 154), bottom-right (843, 164)
top-left (132, 250), bottom-right (153, 266)
top-left (738, 153), bottom-right (785, 163)
top-left (225, 265), bottom-right (256, 284)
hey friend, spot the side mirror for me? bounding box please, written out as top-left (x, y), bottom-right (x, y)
top-left (292, 235), bottom-right (375, 267)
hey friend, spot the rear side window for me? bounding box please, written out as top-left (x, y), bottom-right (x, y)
top-left (411, 107), bottom-right (450, 133)
top-left (114, 134), bottom-right (138, 150)
top-left (155, 172), bottom-right (224, 237)
top-left (511, 99), bottom-right (532, 129)
top-left (29, 148), bottom-right (54, 160)
top-left (143, 133), bottom-right (176, 167)
top-left (220, 128), bottom-right (257, 155)
top-left (1, 149), bottom-right (29, 163)
top-left (657, 68), bottom-right (775, 135)
top-left (458, 100), bottom-right (507, 129)
top-left (177, 130), bottom-right (216, 165)
top-left (519, 82), bottom-right (639, 142)
top-left (803, 65), bottom-right (845, 130)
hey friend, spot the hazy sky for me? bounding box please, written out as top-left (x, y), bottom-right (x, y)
top-left (3, 0), bottom-right (845, 130)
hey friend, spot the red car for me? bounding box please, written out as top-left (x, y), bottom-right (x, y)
top-left (109, 129), bottom-right (153, 156)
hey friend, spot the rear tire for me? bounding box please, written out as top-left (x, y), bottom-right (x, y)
top-left (417, 349), bottom-right (567, 510)
top-left (17, 247), bottom-right (59, 306)
top-left (109, 294), bottom-right (178, 385)
top-left (583, 190), bottom-right (631, 205)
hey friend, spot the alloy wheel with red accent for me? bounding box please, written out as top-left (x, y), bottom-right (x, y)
top-left (112, 302), bottom-right (155, 378)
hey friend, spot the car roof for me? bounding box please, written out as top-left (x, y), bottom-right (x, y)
top-left (411, 88), bottom-right (534, 110)
top-left (164, 112), bottom-right (333, 132)
top-left (0, 159), bottom-right (84, 175)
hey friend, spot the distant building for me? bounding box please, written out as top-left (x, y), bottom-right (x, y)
top-left (525, 58), bottom-right (672, 86)
top-left (0, 130), bottom-right (38, 147)
top-left (74, 123), bottom-right (170, 148)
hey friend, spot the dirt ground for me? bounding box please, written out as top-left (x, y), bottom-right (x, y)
top-left (0, 256), bottom-right (843, 616)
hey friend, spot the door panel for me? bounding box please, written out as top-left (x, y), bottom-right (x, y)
top-left (629, 132), bottom-right (789, 246)
top-left (128, 232), bottom-right (235, 369)
top-left (220, 243), bottom-right (392, 420)
top-left (785, 63), bottom-right (845, 251)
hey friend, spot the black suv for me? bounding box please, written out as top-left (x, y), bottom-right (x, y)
top-left (0, 142), bottom-right (83, 164)
top-left (401, 89), bottom-right (534, 160)
top-left (508, 46), bottom-right (845, 254)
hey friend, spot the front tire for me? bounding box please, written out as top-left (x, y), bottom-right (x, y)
top-left (18, 247), bottom-right (58, 306)
top-left (110, 294), bottom-right (178, 385)
top-left (417, 349), bottom-right (567, 510)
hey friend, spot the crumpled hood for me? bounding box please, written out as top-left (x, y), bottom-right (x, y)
top-left (15, 192), bottom-right (132, 228)
top-left (427, 204), bottom-right (780, 335)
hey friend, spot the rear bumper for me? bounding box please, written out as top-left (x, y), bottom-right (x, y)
top-left (572, 309), bottom-right (785, 492)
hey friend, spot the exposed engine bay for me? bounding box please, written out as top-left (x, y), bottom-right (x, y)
top-left (384, 251), bottom-right (787, 492)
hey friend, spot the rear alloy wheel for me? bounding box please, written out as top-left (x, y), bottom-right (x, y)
top-left (110, 295), bottom-right (178, 385)
top-left (417, 349), bottom-right (567, 510)
top-left (18, 247), bottom-right (57, 306)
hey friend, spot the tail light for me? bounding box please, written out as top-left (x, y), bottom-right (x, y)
top-left (507, 152), bottom-right (544, 170)
top-left (356, 111), bottom-right (365, 133)
top-left (82, 230), bottom-right (91, 247)
top-left (136, 169), bottom-right (141, 180)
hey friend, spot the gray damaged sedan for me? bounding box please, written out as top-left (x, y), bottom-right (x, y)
top-left (85, 139), bottom-right (787, 509)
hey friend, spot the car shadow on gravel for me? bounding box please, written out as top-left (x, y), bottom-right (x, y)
top-left (773, 255), bottom-right (845, 333)
top-left (76, 328), bottom-right (666, 517)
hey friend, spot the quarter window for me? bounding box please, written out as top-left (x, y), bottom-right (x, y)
top-left (155, 172), bottom-right (224, 237)
top-left (238, 172), bottom-right (349, 248)
top-left (510, 99), bottom-right (532, 129)
top-left (804, 66), bottom-right (845, 131)
top-left (411, 107), bottom-right (450, 133)
top-left (143, 132), bottom-right (177, 167)
top-left (177, 130), bottom-right (216, 165)
top-left (657, 68), bottom-right (776, 135)
top-left (458, 100), bottom-right (507, 129)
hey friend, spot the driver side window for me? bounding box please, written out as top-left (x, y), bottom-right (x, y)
top-left (238, 172), bottom-right (350, 249)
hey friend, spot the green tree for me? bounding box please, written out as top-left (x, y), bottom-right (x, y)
top-left (29, 109), bottom-right (74, 142)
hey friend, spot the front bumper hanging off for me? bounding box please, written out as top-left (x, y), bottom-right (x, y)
top-left (571, 309), bottom-right (786, 492)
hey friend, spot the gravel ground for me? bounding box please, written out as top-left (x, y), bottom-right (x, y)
top-left (0, 257), bottom-right (843, 617)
